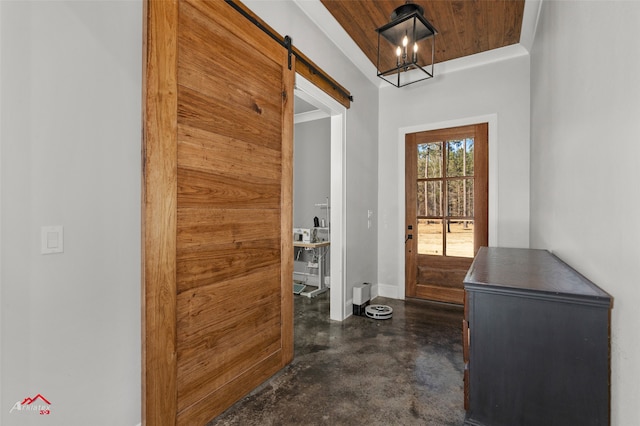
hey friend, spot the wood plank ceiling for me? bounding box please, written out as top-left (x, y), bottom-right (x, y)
top-left (320, 0), bottom-right (525, 67)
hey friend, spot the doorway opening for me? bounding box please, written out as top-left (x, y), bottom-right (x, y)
top-left (294, 74), bottom-right (347, 321)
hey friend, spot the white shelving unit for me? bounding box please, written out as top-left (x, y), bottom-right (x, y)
top-left (293, 197), bottom-right (331, 297)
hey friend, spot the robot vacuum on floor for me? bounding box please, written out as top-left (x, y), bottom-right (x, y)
top-left (365, 304), bottom-right (393, 320)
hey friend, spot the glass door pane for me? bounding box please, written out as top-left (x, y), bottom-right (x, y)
top-left (418, 218), bottom-right (443, 255)
top-left (445, 220), bottom-right (474, 258)
top-left (447, 178), bottom-right (474, 217)
top-left (418, 142), bottom-right (442, 178)
top-left (417, 181), bottom-right (442, 216)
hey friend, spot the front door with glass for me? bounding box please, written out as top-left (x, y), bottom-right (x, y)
top-left (405, 123), bottom-right (488, 304)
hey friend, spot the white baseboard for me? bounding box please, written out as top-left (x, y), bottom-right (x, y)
top-left (376, 283), bottom-right (402, 300)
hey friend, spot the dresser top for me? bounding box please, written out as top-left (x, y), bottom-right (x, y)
top-left (464, 247), bottom-right (611, 302)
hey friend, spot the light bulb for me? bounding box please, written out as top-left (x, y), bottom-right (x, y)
top-left (396, 46), bottom-right (401, 57)
top-left (402, 35), bottom-right (408, 47)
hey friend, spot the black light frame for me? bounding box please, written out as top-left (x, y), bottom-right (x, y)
top-left (376, 3), bottom-right (437, 87)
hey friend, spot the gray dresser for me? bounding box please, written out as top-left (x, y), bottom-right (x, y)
top-left (463, 247), bottom-right (612, 426)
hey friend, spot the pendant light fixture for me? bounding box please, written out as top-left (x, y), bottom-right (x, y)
top-left (376, 2), bottom-right (437, 87)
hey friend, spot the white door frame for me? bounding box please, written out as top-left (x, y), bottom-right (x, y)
top-left (294, 74), bottom-right (348, 321)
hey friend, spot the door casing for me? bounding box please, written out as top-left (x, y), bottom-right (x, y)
top-left (294, 74), bottom-right (348, 321)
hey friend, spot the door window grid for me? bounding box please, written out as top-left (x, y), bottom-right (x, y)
top-left (417, 138), bottom-right (475, 257)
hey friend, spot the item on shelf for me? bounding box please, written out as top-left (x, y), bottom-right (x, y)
top-left (293, 228), bottom-right (311, 243)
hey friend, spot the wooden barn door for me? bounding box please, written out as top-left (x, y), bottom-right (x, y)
top-left (143, 0), bottom-right (294, 424)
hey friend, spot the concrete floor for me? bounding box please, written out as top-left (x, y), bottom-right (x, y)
top-left (209, 292), bottom-right (466, 425)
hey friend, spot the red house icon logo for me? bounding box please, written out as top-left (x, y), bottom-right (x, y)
top-left (21, 394), bottom-right (51, 406)
top-left (9, 393), bottom-right (52, 415)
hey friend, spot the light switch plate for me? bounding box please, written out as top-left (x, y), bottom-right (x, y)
top-left (41, 226), bottom-right (64, 254)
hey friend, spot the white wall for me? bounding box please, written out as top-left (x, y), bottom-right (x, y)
top-left (293, 118), bottom-right (331, 229)
top-left (244, 1), bottom-right (380, 311)
top-left (1, 2), bottom-right (142, 425)
top-left (377, 55), bottom-right (531, 298)
top-left (530, 2), bottom-right (640, 424)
